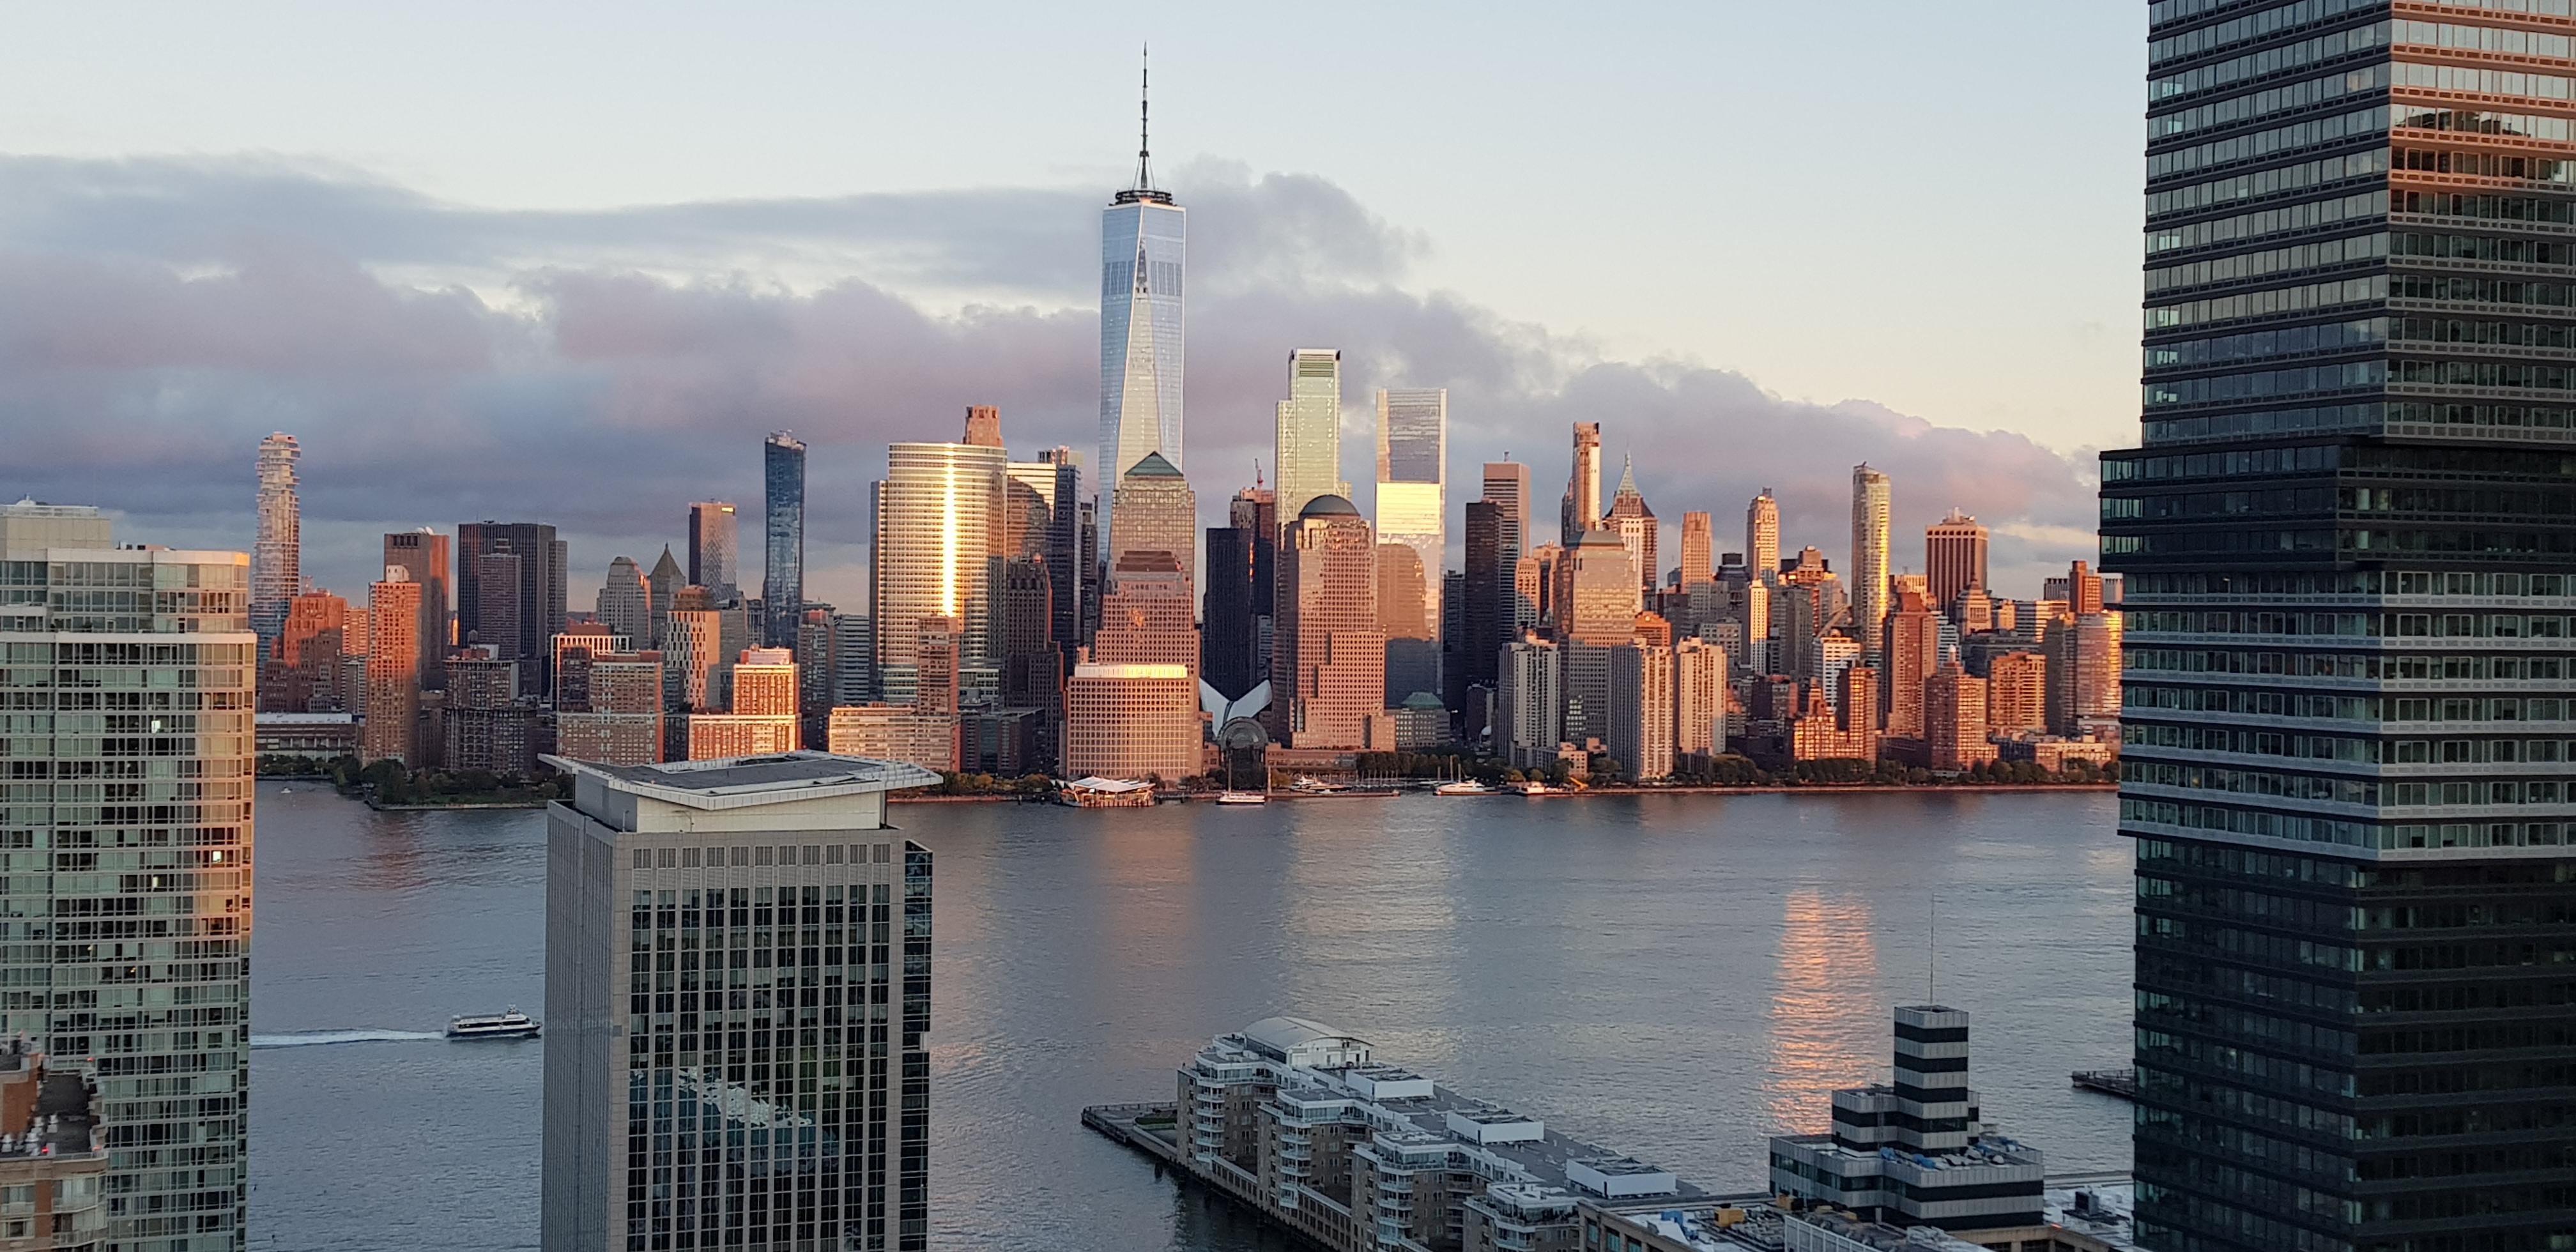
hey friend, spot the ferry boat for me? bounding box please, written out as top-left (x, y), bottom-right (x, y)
top-left (1434, 780), bottom-right (1493, 797)
top-left (1512, 780), bottom-right (1552, 796)
top-left (447, 1008), bottom-right (540, 1041)
top-left (1214, 791), bottom-right (1269, 805)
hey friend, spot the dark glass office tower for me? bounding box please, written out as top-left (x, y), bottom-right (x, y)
top-left (764, 432), bottom-right (807, 648)
top-left (2109, 6), bottom-right (2576, 1251)
top-left (457, 519), bottom-right (567, 697)
top-left (1202, 525), bottom-right (1257, 698)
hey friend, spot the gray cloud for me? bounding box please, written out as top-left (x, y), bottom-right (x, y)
top-left (0, 153), bottom-right (2094, 611)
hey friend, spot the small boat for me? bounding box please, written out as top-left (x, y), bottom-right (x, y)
top-left (1215, 791), bottom-right (1269, 805)
top-left (1434, 780), bottom-right (1493, 797)
top-left (1513, 780), bottom-right (1552, 796)
top-left (447, 1008), bottom-right (540, 1040)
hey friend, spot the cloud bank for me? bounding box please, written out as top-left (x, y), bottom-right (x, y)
top-left (0, 155), bottom-right (2097, 611)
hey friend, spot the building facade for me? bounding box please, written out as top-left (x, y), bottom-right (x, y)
top-left (1275, 349), bottom-right (1345, 523)
top-left (1098, 128), bottom-right (1186, 549)
top-left (1275, 496), bottom-right (1386, 750)
top-left (1771, 1006), bottom-right (2044, 1232)
top-left (1168, 1017), bottom-right (1704, 1252)
top-left (2106, 8), bottom-right (2576, 1249)
top-left (383, 528), bottom-right (450, 689)
top-left (686, 502), bottom-right (739, 600)
top-left (0, 503), bottom-right (252, 1252)
top-left (456, 521), bottom-right (567, 697)
top-left (1560, 423), bottom-right (1602, 547)
top-left (1107, 452), bottom-right (1196, 588)
top-left (1376, 386), bottom-right (1448, 700)
top-left (873, 441), bottom-right (1006, 705)
top-left (365, 571), bottom-right (423, 766)
top-left (1925, 509), bottom-right (1989, 611)
top-left (540, 753), bottom-right (937, 1252)
top-left (762, 432), bottom-right (806, 647)
top-left (1849, 464), bottom-right (1892, 662)
top-left (251, 432), bottom-right (300, 650)
top-left (1062, 662), bottom-right (1200, 781)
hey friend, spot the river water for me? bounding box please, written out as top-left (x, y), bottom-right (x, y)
top-left (245, 784), bottom-right (2131, 1251)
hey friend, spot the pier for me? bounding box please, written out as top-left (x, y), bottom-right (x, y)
top-left (2071, 1067), bottom-right (2138, 1099)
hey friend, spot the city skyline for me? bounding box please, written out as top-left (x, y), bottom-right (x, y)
top-left (0, 25), bottom-right (2116, 610)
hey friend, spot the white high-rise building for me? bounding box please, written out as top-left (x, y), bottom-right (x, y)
top-left (1376, 388), bottom-right (1446, 701)
top-left (1274, 349), bottom-right (1344, 523)
top-left (1096, 59), bottom-right (1186, 551)
top-left (252, 431), bottom-right (300, 647)
top-left (1, 501), bottom-right (254, 1252)
top-left (541, 752), bottom-right (940, 1252)
top-left (1850, 464), bottom-right (1892, 662)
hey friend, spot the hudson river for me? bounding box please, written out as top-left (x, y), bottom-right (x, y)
top-left (246, 784), bottom-right (2131, 1250)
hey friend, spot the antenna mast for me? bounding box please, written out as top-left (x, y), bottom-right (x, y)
top-left (1135, 44), bottom-right (1154, 192)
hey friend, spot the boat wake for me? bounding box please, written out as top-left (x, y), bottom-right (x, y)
top-left (250, 1029), bottom-right (446, 1050)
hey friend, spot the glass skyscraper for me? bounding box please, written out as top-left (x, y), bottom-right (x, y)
top-left (1096, 102), bottom-right (1185, 554)
top-left (2108, 6), bottom-right (2576, 1250)
top-left (1377, 388), bottom-right (1448, 702)
top-left (1, 502), bottom-right (253, 1252)
top-left (1274, 348), bottom-right (1344, 524)
top-left (763, 432), bottom-right (807, 648)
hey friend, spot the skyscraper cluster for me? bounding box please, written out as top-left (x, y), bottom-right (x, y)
top-left (1462, 427), bottom-right (2120, 782)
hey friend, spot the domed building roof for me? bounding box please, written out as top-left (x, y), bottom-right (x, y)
top-left (1298, 494), bottom-right (1360, 519)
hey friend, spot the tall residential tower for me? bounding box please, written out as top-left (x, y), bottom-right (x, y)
top-left (0, 503), bottom-right (254, 1252)
top-left (1849, 464), bottom-right (1891, 661)
top-left (251, 432), bottom-right (300, 648)
top-left (2108, 8), bottom-right (2576, 1251)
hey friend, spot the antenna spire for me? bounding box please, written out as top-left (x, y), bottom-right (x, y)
top-left (1135, 44), bottom-right (1155, 193)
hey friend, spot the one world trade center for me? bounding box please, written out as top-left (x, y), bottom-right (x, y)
top-left (1097, 54), bottom-right (1185, 550)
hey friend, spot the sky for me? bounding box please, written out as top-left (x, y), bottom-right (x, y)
top-left (0, 1), bottom-right (2147, 611)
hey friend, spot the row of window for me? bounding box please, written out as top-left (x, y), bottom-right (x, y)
top-left (2140, 401), bottom-right (2384, 443)
top-left (2150, 0), bottom-right (2382, 69)
top-left (2398, 103), bottom-right (2576, 144)
top-left (2393, 144), bottom-right (2576, 186)
top-left (2152, 65), bottom-right (2386, 143)
top-left (2395, 356), bottom-right (2576, 390)
top-left (2106, 443), bottom-right (2342, 482)
top-left (2391, 229), bottom-right (2576, 264)
top-left (2128, 724), bottom-right (2576, 768)
top-left (2129, 798), bottom-right (2576, 852)
top-left (2146, 274), bottom-right (2384, 332)
top-left (2145, 316), bottom-right (2386, 369)
top-left (2115, 447), bottom-right (2576, 491)
top-left (2148, 148), bottom-right (2388, 219)
top-left (2395, 18), bottom-right (2576, 60)
top-left (2148, 105), bottom-right (2387, 182)
top-left (2127, 648), bottom-right (2573, 682)
top-left (2145, 359), bottom-right (2384, 409)
top-left (2129, 609), bottom-right (2576, 639)
top-left (2146, 190), bottom-right (2382, 257)
top-left (2397, 187), bottom-right (2576, 224)
top-left (2150, 23), bottom-right (2388, 103)
top-left (2391, 58), bottom-right (2576, 103)
top-left (2146, 232), bottom-right (2387, 296)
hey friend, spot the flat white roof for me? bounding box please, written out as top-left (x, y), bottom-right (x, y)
top-left (542, 751), bottom-right (940, 809)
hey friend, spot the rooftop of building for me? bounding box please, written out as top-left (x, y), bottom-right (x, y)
top-left (1123, 451), bottom-right (1184, 480)
top-left (1201, 1016), bottom-right (1703, 1203)
top-left (2044, 1175), bottom-right (2138, 1251)
top-left (1297, 494), bottom-right (1359, 519)
top-left (0, 1041), bottom-right (101, 1161)
top-left (542, 751), bottom-right (941, 808)
top-left (256, 712), bottom-right (357, 726)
